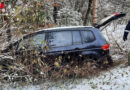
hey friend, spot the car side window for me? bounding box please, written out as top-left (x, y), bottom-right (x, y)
top-left (18, 37), bottom-right (33, 50)
top-left (81, 31), bottom-right (95, 43)
top-left (33, 33), bottom-right (45, 47)
top-left (48, 31), bottom-right (72, 47)
top-left (72, 31), bottom-right (82, 45)
top-left (18, 33), bottom-right (45, 50)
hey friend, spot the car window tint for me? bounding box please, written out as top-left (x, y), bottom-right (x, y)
top-left (48, 31), bottom-right (72, 47)
top-left (72, 31), bottom-right (82, 45)
top-left (18, 33), bottom-right (45, 49)
top-left (81, 31), bottom-right (95, 43)
top-left (33, 33), bottom-right (45, 47)
top-left (18, 37), bottom-right (34, 50)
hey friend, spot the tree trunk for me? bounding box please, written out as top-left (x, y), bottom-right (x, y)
top-left (128, 52), bottom-right (130, 65)
top-left (83, 0), bottom-right (93, 26)
top-left (92, 0), bottom-right (98, 25)
top-left (53, 0), bottom-right (60, 24)
top-left (53, 5), bottom-right (58, 23)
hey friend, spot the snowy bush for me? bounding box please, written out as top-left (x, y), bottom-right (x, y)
top-left (57, 7), bottom-right (83, 26)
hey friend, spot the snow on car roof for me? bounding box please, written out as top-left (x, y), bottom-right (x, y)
top-left (22, 26), bottom-right (94, 38)
top-left (37, 26), bottom-right (94, 32)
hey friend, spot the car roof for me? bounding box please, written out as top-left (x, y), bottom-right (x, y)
top-left (22, 26), bottom-right (96, 39)
top-left (21, 26), bottom-right (96, 40)
top-left (37, 26), bottom-right (95, 32)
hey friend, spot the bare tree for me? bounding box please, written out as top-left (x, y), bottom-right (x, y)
top-left (83, 0), bottom-right (93, 25)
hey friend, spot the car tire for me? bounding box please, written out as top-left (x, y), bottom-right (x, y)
top-left (97, 55), bottom-right (113, 67)
top-left (106, 55), bottom-right (113, 65)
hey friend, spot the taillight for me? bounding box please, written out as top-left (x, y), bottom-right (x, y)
top-left (114, 13), bottom-right (119, 15)
top-left (102, 44), bottom-right (110, 50)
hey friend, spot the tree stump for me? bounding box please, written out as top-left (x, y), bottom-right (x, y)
top-left (128, 52), bottom-right (130, 65)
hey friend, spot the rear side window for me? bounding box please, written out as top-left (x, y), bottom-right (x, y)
top-left (72, 31), bottom-right (82, 45)
top-left (48, 31), bottom-right (72, 47)
top-left (81, 31), bottom-right (95, 43)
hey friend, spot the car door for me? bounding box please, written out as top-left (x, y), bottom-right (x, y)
top-left (71, 30), bottom-right (83, 53)
top-left (16, 32), bottom-right (46, 55)
top-left (47, 30), bottom-right (73, 53)
top-left (80, 30), bottom-right (96, 52)
top-left (47, 30), bottom-right (83, 55)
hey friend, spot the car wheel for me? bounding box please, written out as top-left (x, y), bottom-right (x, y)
top-left (106, 55), bottom-right (113, 65)
top-left (97, 55), bottom-right (113, 67)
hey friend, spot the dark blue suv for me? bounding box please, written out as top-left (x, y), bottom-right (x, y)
top-left (11, 26), bottom-right (112, 64)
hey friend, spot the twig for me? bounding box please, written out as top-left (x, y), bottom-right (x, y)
top-left (0, 1), bottom-right (32, 32)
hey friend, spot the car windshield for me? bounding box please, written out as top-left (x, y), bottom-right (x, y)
top-left (48, 31), bottom-right (72, 47)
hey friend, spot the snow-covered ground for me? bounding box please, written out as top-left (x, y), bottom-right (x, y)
top-left (72, 66), bottom-right (130, 90)
top-left (2, 63), bottom-right (130, 90)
